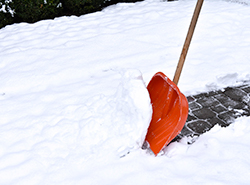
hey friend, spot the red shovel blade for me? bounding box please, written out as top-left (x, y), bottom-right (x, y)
top-left (145, 72), bottom-right (189, 155)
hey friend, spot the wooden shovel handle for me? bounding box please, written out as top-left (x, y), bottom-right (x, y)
top-left (173, 0), bottom-right (204, 85)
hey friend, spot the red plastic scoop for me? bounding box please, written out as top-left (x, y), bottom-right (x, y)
top-left (145, 72), bottom-right (189, 155)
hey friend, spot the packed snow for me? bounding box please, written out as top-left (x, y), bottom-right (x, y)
top-left (1, 0), bottom-right (250, 184)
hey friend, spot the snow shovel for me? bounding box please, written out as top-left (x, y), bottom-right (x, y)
top-left (145, 0), bottom-right (204, 155)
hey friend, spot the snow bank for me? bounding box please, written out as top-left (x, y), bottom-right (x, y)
top-left (78, 69), bottom-right (152, 158)
top-left (1, 0), bottom-right (250, 184)
top-left (0, 68), bottom-right (152, 184)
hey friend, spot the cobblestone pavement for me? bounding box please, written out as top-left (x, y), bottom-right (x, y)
top-left (175, 82), bottom-right (250, 143)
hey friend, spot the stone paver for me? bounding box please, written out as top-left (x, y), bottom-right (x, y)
top-left (174, 82), bottom-right (250, 143)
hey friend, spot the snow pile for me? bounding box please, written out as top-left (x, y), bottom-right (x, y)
top-left (0, 0), bottom-right (250, 184)
top-left (78, 69), bottom-right (152, 158)
top-left (0, 68), bottom-right (152, 184)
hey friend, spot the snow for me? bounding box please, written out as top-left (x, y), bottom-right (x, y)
top-left (0, 0), bottom-right (250, 184)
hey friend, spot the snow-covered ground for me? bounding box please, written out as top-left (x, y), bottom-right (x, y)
top-left (0, 0), bottom-right (250, 184)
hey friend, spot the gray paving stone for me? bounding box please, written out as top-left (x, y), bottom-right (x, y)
top-left (187, 96), bottom-right (195, 102)
top-left (223, 87), bottom-right (247, 102)
top-left (242, 86), bottom-right (250, 93)
top-left (214, 94), bottom-right (239, 109)
top-left (187, 120), bottom-right (212, 134)
top-left (189, 101), bottom-right (202, 111)
top-left (187, 114), bottom-right (197, 122)
top-left (173, 82), bottom-right (250, 145)
top-left (208, 117), bottom-right (227, 127)
top-left (234, 102), bottom-right (248, 110)
top-left (217, 111), bottom-right (236, 126)
top-left (179, 125), bottom-right (195, 137)
top-left (210, 104), bottom-right (227, 114)
top-left (192, 108), bottom-right (216, 120)
top-left (196, 96), bottom-right (220, 108)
